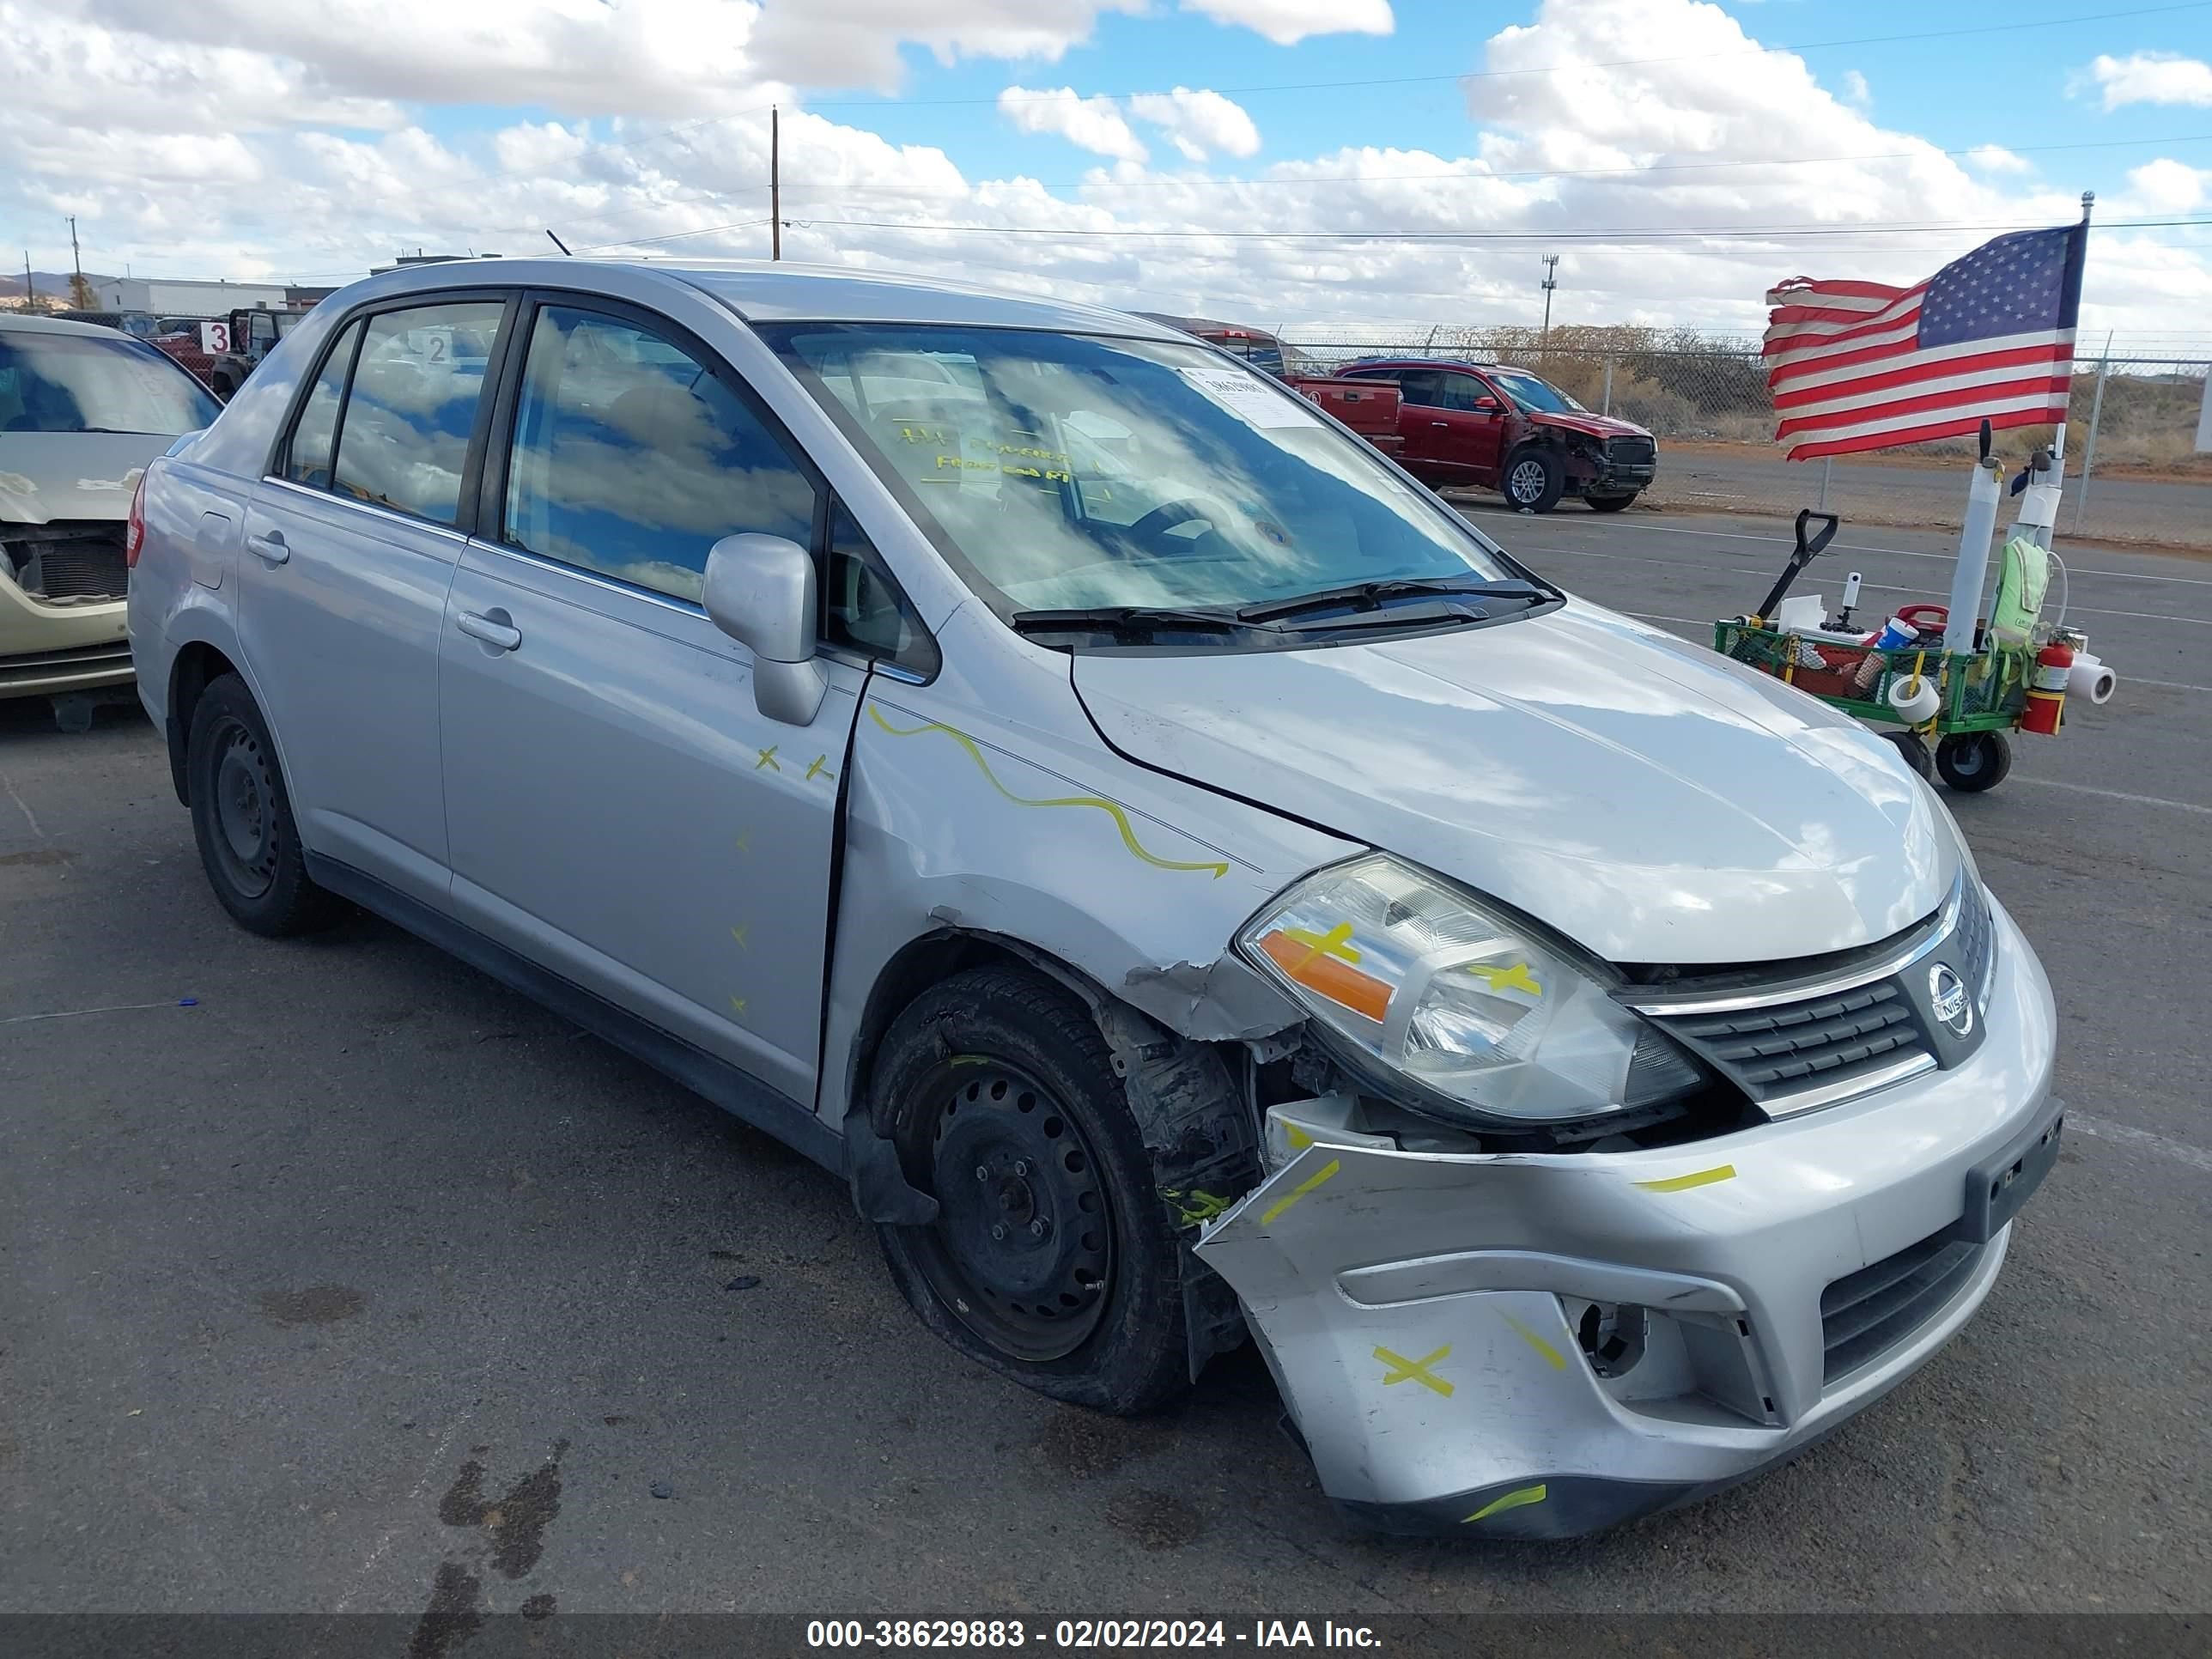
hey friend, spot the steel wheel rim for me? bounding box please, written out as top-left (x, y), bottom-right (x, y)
top-left (907, 1057), bottom-right (1115, 1362)
top-left (1509, 459), bottom-right (1547, 502)
top-left (1950, 739), bottom-right (1988, 777)
top-left (210, 718), bottom-right (279, 899)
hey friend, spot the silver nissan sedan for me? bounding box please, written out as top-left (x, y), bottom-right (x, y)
top-left (127, 258), bottom-right (2062, 1538)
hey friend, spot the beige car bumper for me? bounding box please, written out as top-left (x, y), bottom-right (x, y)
top-left (0, 570), bottom-right (133, 699)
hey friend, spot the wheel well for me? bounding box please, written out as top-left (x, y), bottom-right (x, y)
top-left (166, 642), bottom-right (238, 806)
top-left (846, 932), bottom-right (1069, 1133)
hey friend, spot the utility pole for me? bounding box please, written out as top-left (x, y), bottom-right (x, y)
top-left (21, 251), bottom-right (33, 313)
top-left (68, 217), bottom-right (94, 310)
top-left (771, 106), bottom-right (781, 261)
top-left (1539, 254), bottom-right (1559, 350)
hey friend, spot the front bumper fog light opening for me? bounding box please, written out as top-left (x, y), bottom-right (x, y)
top-left (1574, 1300), bottom-right (1648, 1380)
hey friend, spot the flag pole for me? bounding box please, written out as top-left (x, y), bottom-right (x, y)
top-left (2011, 189), bottom-right (2094, 556)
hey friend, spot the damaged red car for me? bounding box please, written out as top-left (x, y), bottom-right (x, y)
top-left (1337, 358), bottom-right (1657, 514)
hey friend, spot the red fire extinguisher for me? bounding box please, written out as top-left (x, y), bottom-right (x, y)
top-left (2021, 636), bottom-right (2073, 735)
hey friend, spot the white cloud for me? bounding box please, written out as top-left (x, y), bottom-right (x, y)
top-left (998, 86), bottom-right (1148, 163)
top-left (2119, 157), bottom-right (2209, 214)
top-left (1966, 144), bottom-right (2029, 174)
top-left (2078, 51), bottom-right (2212, 109)
top-left (1127, 88), bottom-right (1261, 161)
top-left (1842, 70), bottom-right (1869, 107)
top-left (1179, 0), bottom-right (1392, 45)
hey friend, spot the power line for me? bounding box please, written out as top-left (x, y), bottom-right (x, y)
top-left (811, 2), bottom-right (2212, 107)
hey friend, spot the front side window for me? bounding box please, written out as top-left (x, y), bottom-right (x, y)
top-left (501, 306), bottom-right (816, 604)
top-left (766, 324), bottom-right (1516, 622)
top-left (1434, 374), bottom-right (1489, 413)
top-left (283, 319), bottom-right (362, 489)
top-left (0, 331), bottom-right (220, 434)
top-left (331, 301), bottom-right (506, 526)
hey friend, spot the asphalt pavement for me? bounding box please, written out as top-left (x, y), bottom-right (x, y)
top-left (3, 507), bottom-right (2207, 1625)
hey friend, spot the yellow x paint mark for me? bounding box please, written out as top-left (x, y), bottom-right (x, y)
top-left (1635, 1164), bottom-right (1737, 1194)
top-left (805, 754), bottom-right (835, 782)
top-left (869, 706), bottom-right (1230, 878)
top-left (1282, 920), bottom-right (1359, 972)
top-left (756, 746), bottom-right (781, 771)
top-left (728, 994), bottom-right (748, 1016)
top-left (1467, 961), bottom-right (1540, 996)
top-left (1284, 1122), bottom-right (1315, 1151)
top-left (1375, 1345), bottom-right (1454, 1398)
top-left (730, 924), bottom-right (749, 950)
top-left (1259, 1158), bottom-right (1340, 1226)
top-left (1501, 1311), bottom-right (1567, 1371)
top-left (1463, 1483), bottom-right (1547, 1523)
top-left (1160, 1188), bottom-right (1234, 1226)
top-left (733, 830), bottom-right (750, 854)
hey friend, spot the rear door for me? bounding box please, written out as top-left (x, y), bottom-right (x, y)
top-left (236, 291), bottom-right (514, 910)
top-left (436, 295), bottom-right (869, 1103)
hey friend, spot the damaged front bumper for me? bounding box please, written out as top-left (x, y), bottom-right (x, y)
top-left (1193, 901), bottom-right (2059, 1539)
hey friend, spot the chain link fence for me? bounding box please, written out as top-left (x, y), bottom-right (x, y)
top-left (1277, 325), bottom-right (2212, 551)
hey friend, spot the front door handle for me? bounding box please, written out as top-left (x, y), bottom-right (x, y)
top-left (1431, 421), bottom-right (1451, 428)
top-left (245, 530), bottom-right (289, 564)
top-left (456, 610), bottom-right (522, 652)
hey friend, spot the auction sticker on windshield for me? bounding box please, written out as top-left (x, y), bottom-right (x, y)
top-left (1179, 367), bottom-right (1320, 429)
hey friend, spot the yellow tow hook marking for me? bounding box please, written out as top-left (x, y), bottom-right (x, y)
top-left (1502, 1311), bottom-right (1567, 1371)
top-left (1375, 1345), bottom-right (1454, 1398)
top-left (1259, 1158), bottom-right (1340, 1225)
top-left (1634, 1164), bottom-right (1737, 1193)
top-left (1463, 1483), bottom-right (1547, 1523)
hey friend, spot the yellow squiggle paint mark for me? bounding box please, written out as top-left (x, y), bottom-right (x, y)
top-left (868, 706), bottom-right (1229, 878)
top-left (1635, 1164), bottom-right (1737, 1193)
top-left (1501, 1310), bottom-right (1567, 1371)
top-left (1463, 1483), bottom-right (1547, 1523)
top-left (1259, 1158), bottom-right (1340, 1225)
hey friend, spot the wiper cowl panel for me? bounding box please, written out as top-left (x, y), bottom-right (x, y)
top-left (1010, 604), bottom-right (1274, 641)
top-left (1238, 576), bottom-right (1545, 624)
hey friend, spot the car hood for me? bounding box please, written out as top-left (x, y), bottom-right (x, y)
top-left (1071, 602), bottom-right (1955, 965)
top-left (0, 432), bottom-right (172, 524)
top-left (1528, 410), bottom-right (1651, 442)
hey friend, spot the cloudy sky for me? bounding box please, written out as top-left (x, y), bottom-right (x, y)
top-left (5, 0), bottom-right (2211, 347)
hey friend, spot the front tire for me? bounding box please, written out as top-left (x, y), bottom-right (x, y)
top-left (1585, 491), bottom-right (1637, 513)
top-left (186, 674), bottom-right (345, 937)
top-left (1502, 447), bottom-right (1564, 513)
top-left (1936, 731), bottom-right (2012, 792)
top-left (872, 966), bottom-right (1192, 1414)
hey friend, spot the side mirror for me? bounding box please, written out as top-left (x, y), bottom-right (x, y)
top-left (1472, 397), bottom-right (1502, 414)
top-left (703, 532), bottom-right (827, 726)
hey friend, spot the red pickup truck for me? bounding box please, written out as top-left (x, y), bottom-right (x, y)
top-left (1137, 313), bottom-right (1403, 458)
top-left (1335, 358), bottom-right (1657, 514)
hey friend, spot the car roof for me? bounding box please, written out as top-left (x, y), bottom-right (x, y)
top-left (343, 257), bottom-right (1190, 340)
top-left (1347, 356), bottom-right (1504, 373)
top-left (0, 312), bottom-right (137, 338)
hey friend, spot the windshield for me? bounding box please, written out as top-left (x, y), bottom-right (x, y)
top-left (763, 323), bottom-right (1516, 621)
top-left (1487, 370), bottom-right (1584, 416)
top-left (0, 331), bottom-right (221, 434)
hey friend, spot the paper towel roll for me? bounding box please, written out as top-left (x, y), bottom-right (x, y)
top-left (2067, 654), bottom-right (2115, 705)
top-left (1887, 675), bottom-right (1941, 723)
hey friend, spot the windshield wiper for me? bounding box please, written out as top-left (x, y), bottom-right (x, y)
top-left (1010, 605), bottom-right (1278, 641)
top-left (1237, 576), bottom-right (1547, 625)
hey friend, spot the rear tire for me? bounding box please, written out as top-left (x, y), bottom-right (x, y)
top-left (872, 965), bottom-right (1192, 1415)
top-left (1936, 731), bottom-right (2012, 792)
top-left (1883, 730), bottom-right (1935, 780)
top-left (185, 674), bottom-right (345, 937)
top-left (1585, 492), bottom-right (1637, 513)
top-left (1502, 447), bottom-right (1564, 513)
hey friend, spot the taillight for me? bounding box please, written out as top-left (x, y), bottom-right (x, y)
top-left (125, 471), bottom-right (148, 568)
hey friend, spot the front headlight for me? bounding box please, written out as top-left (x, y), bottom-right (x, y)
top-left (1236, 854), bottom-right (1704, 1126)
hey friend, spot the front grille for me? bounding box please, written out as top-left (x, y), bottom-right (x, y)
top-left (1657, 980), bottom-right (1923, 1097)
top-left (1955, 873), bottom-right (1995, 1003)
top-left (1820, 1230), bottom-right (1986, 1383)
top-left (1, 521), bottom-right (129, 601)
top-left (1605, 435), bottom-right (1656, 466)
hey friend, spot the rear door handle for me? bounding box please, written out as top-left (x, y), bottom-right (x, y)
top-left (1431, 421), bottom-right (1450, 428)
top-left (245, 530), bottom-right (289, 564)
top-left (456, 610), bottom-right (522, 652)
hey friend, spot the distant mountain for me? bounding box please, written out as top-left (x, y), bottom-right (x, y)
top-left (2, 270), bottom-right (119, 301)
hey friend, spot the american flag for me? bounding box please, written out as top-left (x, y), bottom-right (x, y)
top-left (1763, 222), bottom-right (2087, 460)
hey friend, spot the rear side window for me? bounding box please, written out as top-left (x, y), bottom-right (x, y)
top-left (500, 305), bottom-right (817, 603)
top-left (331, 301), bottom-right (506, 526)
top-left (1395, 369), bottom-right (1445, 408)
top-left (283, 319), bottom-right (362, 489)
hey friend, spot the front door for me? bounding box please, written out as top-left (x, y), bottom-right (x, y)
top-left (437, 299), bottom-right (861, 1104)
top-left (236, 294), bottom-right (513, 909)
top-left (1390, 369), bottom-right (1474, 483)
top-left (1437, 370), bottom-right (1510, 485)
